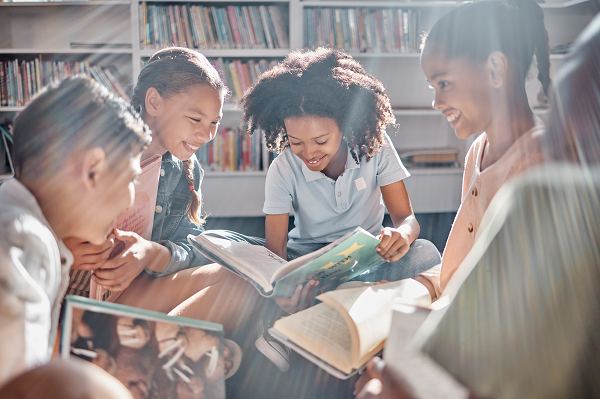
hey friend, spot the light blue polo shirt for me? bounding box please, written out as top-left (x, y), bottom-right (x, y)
top-left (263, 133), bottom-right (410, 244)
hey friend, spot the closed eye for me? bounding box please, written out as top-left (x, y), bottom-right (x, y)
top-left (315, 140), bottom-right (328, 145)
top-left (290, 141), bottom-right (301, 146)
top-left (189, 117), bottom-right (201, 123)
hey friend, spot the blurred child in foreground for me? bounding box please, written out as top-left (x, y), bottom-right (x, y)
top-left (0, 76), bottom-right (150, 398)
top-left (356, 11), bottom-right (600, 399)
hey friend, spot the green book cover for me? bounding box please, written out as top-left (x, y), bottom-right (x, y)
top-left (273, 228), bottom-right (384, 297)
top-left (187, 227), bottom-right (385, 298)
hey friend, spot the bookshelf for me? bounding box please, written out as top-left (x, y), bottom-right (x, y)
top-left (0, 0), bottom-right (596, 217)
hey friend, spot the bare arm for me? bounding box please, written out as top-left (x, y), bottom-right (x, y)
top-left (378, 181), bottom-right (420, 262)
top-left (265, 213), bottom-right (290, 259)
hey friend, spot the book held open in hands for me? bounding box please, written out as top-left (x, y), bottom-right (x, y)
top-left (267, 279), bottom-right (432, 379)
top-left (187, 227), bottom-right (385, 298)
top-left (89, 154), bottom-right (162, 302)
top-left (61, 296), bottom-right (228, 399)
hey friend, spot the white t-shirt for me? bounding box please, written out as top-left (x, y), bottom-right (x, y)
top-left (263, 133), bottom-right (410, 244)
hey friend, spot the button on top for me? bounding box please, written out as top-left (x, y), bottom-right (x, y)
top-left (467, 223), bottom-right (474, 233)
top-left (160, 168), bottom-right (165, 177)
top-left (337, 192), bottom-right (342, 197)
top-left (60, 257), bottom-right (67, 265)
top-left (155, 205), bottom-right (163, 213)
top-left (472, 187), bottom-right (478, 197)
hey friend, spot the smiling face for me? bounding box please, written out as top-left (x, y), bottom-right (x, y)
top-left (148, 84), bottom-right (223, 161)
top-left (421, 51), bottom-right (494, 140)
top-left (283, 115), bottom-right (347, 177)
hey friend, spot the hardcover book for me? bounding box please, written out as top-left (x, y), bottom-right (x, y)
top-left (187, 227), bottom-right (385, 298)
top-left (61, 295), bottom-right (227, 399)
top-left (268, 279), bottom-right (432, 379)
top-left (89, 154), bottom-right (162, 302)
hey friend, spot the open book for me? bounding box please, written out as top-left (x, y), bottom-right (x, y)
top-left (267, 279), bottom-right (431, 379)
top-left (187, 227), bottom-right (385, 298)
top-left (89, 154), bottom-right (162, 302)
top-left (61, 295), bottom-right (227, 399)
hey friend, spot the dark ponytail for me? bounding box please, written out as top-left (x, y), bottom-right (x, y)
top-left (422, 0), bottom-right (551, 96)
top-left (132, 47), bottom-right (227, 225)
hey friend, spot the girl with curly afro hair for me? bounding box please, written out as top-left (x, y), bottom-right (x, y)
top-left (240, 48), bottom-right (441, 313)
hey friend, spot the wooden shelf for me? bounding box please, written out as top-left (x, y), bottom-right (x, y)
top-left (300, 0), bottom-right (590, 9)
top-left (203, 171), bottom-right (267, 177)
top-left (300, 1), bottom-right (465, 8)
top-left (407, 167), bottom-right (463, 176)
top-left (0, 106), bottom-right (25, 112)
top-left (138, 48), bottom-right (290, 58)
top-left (0, 1), bottom-right (130, 6)
top-left (141, 0), bottom-right (290, 3)
top-left (0, 48), bottom-right (133, 54)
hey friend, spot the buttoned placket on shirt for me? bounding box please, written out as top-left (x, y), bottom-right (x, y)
top-left (299, 149), bottom-right (361, 210)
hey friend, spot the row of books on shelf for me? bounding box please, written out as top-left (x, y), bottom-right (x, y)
top-left (0, 58), bottom-right (129, 108)
top-left (196, 126), bottom-right (264, 172)
top-left (305, 8), bottom-right (422, 54)
top-left (210, 58), bottom-right (278, 102)
top-left (140, 3), bottom-right (289, 51)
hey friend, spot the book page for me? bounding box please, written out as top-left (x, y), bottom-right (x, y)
top-left (273, 303), bottom-right (354, 374)
top-left (193, 235), bottom-right (286, 292)
top-left (319, 280), bottom-right (431, 365)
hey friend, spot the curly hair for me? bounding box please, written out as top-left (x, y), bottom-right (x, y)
top-left (239, 47), bottom-right (395, 163)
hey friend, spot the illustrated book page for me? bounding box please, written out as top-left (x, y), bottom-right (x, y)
top-left (61, 295), bottom-right (226, 399)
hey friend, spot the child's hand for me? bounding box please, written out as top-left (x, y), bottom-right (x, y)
top-left (64, 235), bottom-right (115, 271)
top-left (274, 280), bottom-right (319, 313)
top-left (91, 229), bottom-right (167, 292)
top-left (354, 357), bottom-right (414, 399)
top-left (376, 227), bottom-right (411, 263)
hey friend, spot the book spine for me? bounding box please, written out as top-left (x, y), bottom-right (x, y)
top-left (243, 7), bottom-right (258, 48)
top-left (227, 5), bottom-right (242, 48)
top-left (182, 5), bottom-right (194, 48)
top-left (259, 6), bottom-right (274, 49)
top-left (250, 7), bottom-right (266, 48)
top-left (0, 62), bottom-right (5, 107)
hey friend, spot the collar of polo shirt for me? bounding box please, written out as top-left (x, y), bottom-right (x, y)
top-left (300, 147), bottom-right (360, 182)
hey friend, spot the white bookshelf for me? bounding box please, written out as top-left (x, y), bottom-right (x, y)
top-left (0, 0), bottom-right (595, 216)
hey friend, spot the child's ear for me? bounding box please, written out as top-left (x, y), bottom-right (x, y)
top-left (145, 87), bottom-right (162, 117)
top-left (487, 51), bottom-right (508, 89)
top-left (81, 147), bottom-right (107, 191)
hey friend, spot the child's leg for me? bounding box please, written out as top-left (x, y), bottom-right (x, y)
top-left (351, 239), bottom-right (441, 283)
top-left (286, 241), bottom-right (327, 260)
top-left (115, 263), bottom-right (261, 333)
top-left (0, 358), bottom-right (131, 399)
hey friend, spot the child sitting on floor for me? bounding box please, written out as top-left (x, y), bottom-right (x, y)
top-left (240, 48), bottom-right (441, 313)
top-left (0, 76), bottom-right (150, 398)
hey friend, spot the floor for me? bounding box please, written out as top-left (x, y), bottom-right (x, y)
top-left (203, 212), bottom-right (456, 252)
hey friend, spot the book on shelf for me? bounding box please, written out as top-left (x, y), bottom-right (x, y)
top-left (0, 123), bottom-right (14, 182)
top-left (267, 279), bottom-right (433, 379)
top-left (305, 7), bottom-right (421, 54)
top-left (61, 295), bottom-right (226, 399)
top-left (140, 2), bottom-right (289, 50)
top-left (0, 58), bottom-right (130, 107)
top-left (187, 227), bottom-right (388, 298)
top-left (398, 147), bottom-right (460, 168)
top-left (89, 154), bottom-right (162, 303)
top-left (209, 58), bottom-right (278, 102)
top-left (196, 126), bottom-right (264, 172)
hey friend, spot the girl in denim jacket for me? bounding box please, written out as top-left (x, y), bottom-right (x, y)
top-left (66, 48), bottom-right (260, 333)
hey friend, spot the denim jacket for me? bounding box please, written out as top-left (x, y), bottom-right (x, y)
top-left (146, 152), bottom-right (205, 277)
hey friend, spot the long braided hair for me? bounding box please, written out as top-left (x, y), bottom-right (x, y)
top-left (131, 47), bottom-right (227, 225)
